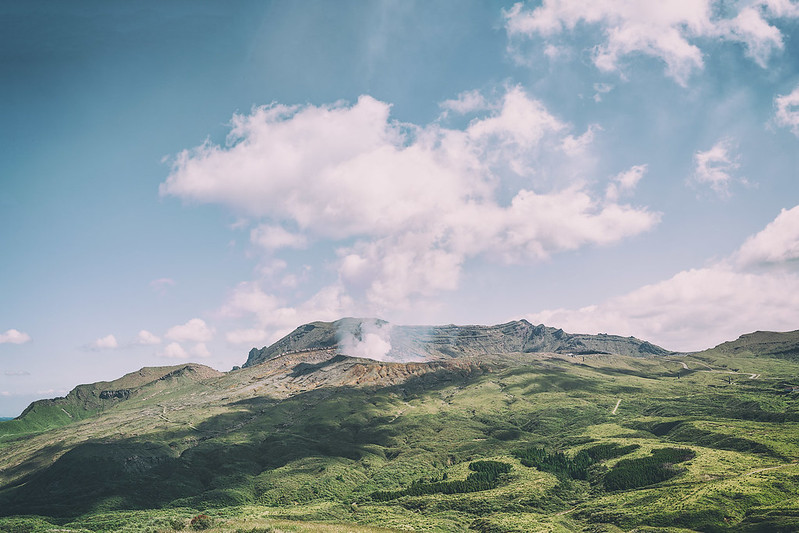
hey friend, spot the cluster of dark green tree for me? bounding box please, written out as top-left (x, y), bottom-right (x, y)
top-left (603, 447), bottom-right (695, 491)
top-left (514, 443), bottom-right (640, 480)
top-left (370, 460), bottom-right (511, 501)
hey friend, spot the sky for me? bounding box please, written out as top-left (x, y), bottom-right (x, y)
top-left (2, 0), bottom-right (799, 416)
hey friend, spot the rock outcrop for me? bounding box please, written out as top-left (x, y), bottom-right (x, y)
top-left (243, 318), bottom-right (675, 367)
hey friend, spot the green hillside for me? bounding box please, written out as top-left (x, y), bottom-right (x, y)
top-left (1, 323), bottom-right (799, 532)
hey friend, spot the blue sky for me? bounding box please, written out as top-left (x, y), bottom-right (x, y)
top-left (2, 0), bottom-right (799, 416)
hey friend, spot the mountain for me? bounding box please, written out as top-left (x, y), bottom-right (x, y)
top-left (1, 321), bottom-right (798, 533)
top-left (705, 329), bottom-right (799, 360)
top-left (3, 363), bottom-right (222, 435)
top-left (244, 318), bottom-right (674, 367)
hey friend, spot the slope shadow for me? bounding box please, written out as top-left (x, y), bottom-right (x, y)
top-left (0, 363), bottom-right (490, 518)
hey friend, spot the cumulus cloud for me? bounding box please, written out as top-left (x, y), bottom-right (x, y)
top-left (736, 206), bottom-right (799, 266)
top-left (439, 89), bottom-right (491, 115)
top-left (221, 282), bottom-right (354, 344)
top-left (527, 206), bottom-right (799, 351)
top-left (163, 88), bottom-right (658, 320)
top-left (137, 329), bottom-right (162, 345)
top-left (226, 328), bottom-right (270, 345)
top-left (775, 85), bottom-right (799, 136)
top-left (692, 139), bottom-right (743, 197)
top-left (250, 224), bottom-right (308, 251)
top-left (161, 342), bottom-right (188, 359)
top-left (165, 318), bottom-right (214, 343)
top-left (92, 334), bottom-right (118, 350)
top-left (190, 343), bottom-right (211, 358)
top-left (0, 329), bottom-right (31, 345)
top-left (504, 0), bottom-right (799, 85)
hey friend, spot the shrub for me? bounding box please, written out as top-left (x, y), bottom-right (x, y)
top-left (514, 447), bottom-right (592, 480)
top-left (189, 514), bottom-right (213, 530)
top-left (370, 460), bottom-right (511, 501)
top-left (581, 443), bottom-right (640, 461)
top-left (515, 443), bottom-right (641, 481)
top-left (603, 447), bottom-right (695, 491)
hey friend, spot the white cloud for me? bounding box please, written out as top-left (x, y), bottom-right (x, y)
top-left (722, 5), bottom-right (783, 67)
top-left (92, 334), bottom-right (118, 350)
top-left (221, 282), bottom-right (355, 344)
top-left (161, 342), bottom-right (189, 359)
top-left (137, 330), bottom-right (162, 345)
top-left (226, 328), bottom-right (270, 345)
top-left (190, 343), bottom-right (211, 358)
top-left (0, 329), bottom-right (31, 345)
top-left (439, 89), bottom-right (490, 115)
top-left (775, 85), bottom-right (799, 136)
top-left (467, 86), bottom-right (565, 147)
top-left (221, 282), bottom-right (282, 321)
top-left (527, 206), bottom-right (799, 351)
top-left (736, 206), bottom-right (799, 266)
top-left (605, 164), bottom-right (646, 202)
top-left (150, 278), bottom-right (175, 293)
top-left (693, 139), bottom-right (742, 197)
top-left (258, 258), bottom-right (288, 278)
top-left (250, 224), bottom-right (308, 251)
top-left (592, 83), bottom-right (614, 102)
top-left (529, 266), bottom-right (799, 352)
top-left (165, 318), bottom-right (214, 343)
top-left (163, 89), bottom-right (658, 315)
top-left (560, 125), bottom-right (598, 156)
top-left (504, 0), bottom-right (799, 85)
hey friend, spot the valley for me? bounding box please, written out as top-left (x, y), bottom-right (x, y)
top-left (1, 320), bottom-right (799, 532)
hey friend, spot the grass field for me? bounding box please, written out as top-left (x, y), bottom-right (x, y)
top-left (2, 339), bottom-right (799, 532)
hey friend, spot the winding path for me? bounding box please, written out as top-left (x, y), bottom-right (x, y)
top-left (672, 359), bottom-right (759, 379)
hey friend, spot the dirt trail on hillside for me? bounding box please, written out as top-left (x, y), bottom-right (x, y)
top-left (673, 359), bottom-right (760, 379)
top-left (745, 462), bottom-right (797, 476)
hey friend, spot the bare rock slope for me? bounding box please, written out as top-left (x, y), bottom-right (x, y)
top-left (244, 318), bottom-right (674, 367)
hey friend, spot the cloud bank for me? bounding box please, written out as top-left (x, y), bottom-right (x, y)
top-left (528, 205), bottom-right (799, 351)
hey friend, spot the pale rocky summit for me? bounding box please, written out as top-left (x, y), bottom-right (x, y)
top-left (243, 318), bottom-right (674, 367)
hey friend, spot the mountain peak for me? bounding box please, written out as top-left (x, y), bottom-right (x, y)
top-left (243, 318), bottom-right (673, 367)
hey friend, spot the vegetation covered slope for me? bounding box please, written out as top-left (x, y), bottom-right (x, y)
top-left (1, 324), bottom-right (799, 532)
top-left (0, 364), bottom-right (221, 438)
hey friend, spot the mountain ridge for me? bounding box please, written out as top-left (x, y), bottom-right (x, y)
top-left (244, 318), bottom-right (676, 367)
top-left (5, 363), bottom-right (222, 434)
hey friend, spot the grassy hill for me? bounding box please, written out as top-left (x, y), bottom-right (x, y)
top-left (1, 322), bottom-right (799, 532)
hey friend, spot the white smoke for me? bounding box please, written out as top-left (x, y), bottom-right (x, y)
top-left (337, 319), bottom-right (394, 361)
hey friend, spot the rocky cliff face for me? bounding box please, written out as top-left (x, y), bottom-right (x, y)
top-left (243, 318), bottom-right (674, 368)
